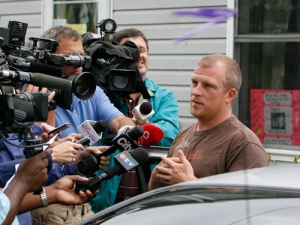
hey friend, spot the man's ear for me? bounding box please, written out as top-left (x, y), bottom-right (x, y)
top-left (226, 88), bottom-right (237, 103)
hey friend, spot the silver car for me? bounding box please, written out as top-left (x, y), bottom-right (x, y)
top-left (77, 161), bottom-right (300, 225)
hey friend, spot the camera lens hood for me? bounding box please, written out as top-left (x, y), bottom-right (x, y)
top-left (70, 72), bottom-right (96, 100)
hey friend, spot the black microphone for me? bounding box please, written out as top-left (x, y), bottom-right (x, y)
top-left (77, 125), bottom-right (144, 176)
top-left (93, 120), bottom-right (108, 133)
top-left (28, 62), bottom-right (63, 77)
top-left (1, 70), bottom-right (96, 103)
top-left (76, 147), bottom-right (149, 193)
top-left (7, 55), bottom-right (63, 77)
top-left (98, 125), bottom-right (144, 157)
top-left (0, 70), bottom-right (72, 90)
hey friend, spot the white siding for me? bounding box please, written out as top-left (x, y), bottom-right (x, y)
top-left (0, 0), bottom-right (42, 41)
top-left (0, 0), bottom-right (230, 129)
top-left (113, 0), bottom-right (228, 128)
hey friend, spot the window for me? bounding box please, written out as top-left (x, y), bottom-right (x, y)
top-left (235, 0), bottom-right (300, 149)
top-left (53, 0), bottom-right (98, 34)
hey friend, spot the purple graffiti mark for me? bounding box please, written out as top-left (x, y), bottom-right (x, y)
top-left (173, 8), bottom-right (238, 42)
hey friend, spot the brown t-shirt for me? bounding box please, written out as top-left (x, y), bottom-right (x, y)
top-left (168, 115), bottom-right (268, 179)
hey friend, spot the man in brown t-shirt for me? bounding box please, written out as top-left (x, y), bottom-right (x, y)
top-left (149, 54), bottom-right (268, 190)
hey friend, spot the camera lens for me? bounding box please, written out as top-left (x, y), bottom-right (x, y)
top-left (113, 75), bottom-right (128, 89)
top-left (105, 22), bottom-right (114, 32)
top-left (72, 72), bottom-right (96, 100)
top-left (75, 76), bottom-right (89, 96)
top-left (103, 33), bottom-right (115, 42)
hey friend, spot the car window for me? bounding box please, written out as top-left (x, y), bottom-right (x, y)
top-left (79, 186), bottom-right (300, 225)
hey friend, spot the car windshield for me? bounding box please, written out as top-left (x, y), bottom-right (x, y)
top-left (81, 186), bottom-right (300, 225)
top-left (124, 186), bottom-right (300, 209)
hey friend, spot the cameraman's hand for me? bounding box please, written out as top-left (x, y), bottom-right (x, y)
top-left (52, 141), bottom-right (84, 163)
top-left (24, 85), bottom-right (56, 126)
top-left (24, 84), bottom-right (55, 103)
top-left (16, 84), bottom-right (55, 103)
top-left (13, 148), bottom-right (52, 193)
top-left (45, 175), bottom-right (97, 205)
top-left (16, 84), bottom-right (56, 126)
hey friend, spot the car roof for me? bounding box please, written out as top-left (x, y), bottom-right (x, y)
top-left (78, 164), bottom-right (300, 225)
top-left (172, 164), bottom-right (300, 190)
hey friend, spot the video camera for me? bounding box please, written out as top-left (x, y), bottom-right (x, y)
top-left (28, 37), bottom-right (92, 69)
top-left (96, 19), bottom-right (117, 43)
top-left (0, 21), bottom-right (96, 135)
top-left (0, 21), bottom-right (96, 110)
top-left (82, 19), bottom-right (150, 100)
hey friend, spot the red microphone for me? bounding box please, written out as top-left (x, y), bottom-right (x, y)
top-left (138, 124), bottom-right (164, 146)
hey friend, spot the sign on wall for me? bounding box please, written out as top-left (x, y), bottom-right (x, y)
top-left (250, 89), bottom-right (300, 145)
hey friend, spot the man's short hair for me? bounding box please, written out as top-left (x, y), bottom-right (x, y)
top-left (198, 54), bottom-right (242, 92)
top-left (41, 26), bottom-right (82, 42)
top-left (114, 28), bottom-right (149, 52)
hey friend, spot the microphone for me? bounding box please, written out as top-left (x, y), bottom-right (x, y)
top-left (0, 70), bottom-right (72, 90)
top-left (76, 147), bottom-right (149, 193)
top-left (28, 62), bottom-right (63, 77)
top-left (76, 137), bottom-right (91, 146)
top-left (132, 102), bottom-right (154, 125)
top-left (0, 70), bottom-right (96, 102)
top-left (7, 55), bottom-right (63, 77)
top-left (77, 125), bottom-right (144, 176)
top-left (98, 125), bottom-right (144, 157)
top-left (77, 120), bottom-right (108, 146)
top-left (138, 124), bottom-right (164, 146)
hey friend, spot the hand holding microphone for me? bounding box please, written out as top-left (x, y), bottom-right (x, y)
top-left (76, 147), bottom-right (149, 193)
top-left (77, 125), bottom-right (144, 176)
top-left (132, 102), bottom-right (154, 125)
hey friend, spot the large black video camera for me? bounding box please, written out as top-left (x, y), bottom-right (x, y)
top-left (82, 19), bottom-right (150, 100)
top-left (0, 21), bottom-right (96, 110)
top-left (0, 21), bottom-right (96, 134)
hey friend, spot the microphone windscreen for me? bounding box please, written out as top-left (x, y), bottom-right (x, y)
top-left (129, 147), bottom-right (149, 164)
top-left (139, 102), bottom-right (152, 115)
top-left (31, 73), bottom-right (71, 90)
top-left (127, 125), bottom-right (144, 140)
top-left (138, 124), bottom-right (164, 146)
top-left (93, 120), bottom-right (108, 133)
top-left (29, 62), bottom-right (62, 77)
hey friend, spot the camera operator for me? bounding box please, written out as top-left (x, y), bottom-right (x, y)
top-left (1, 149), bottom-right (97, 225)
top-left (89, 28), bottom-right (180, 212)
top-left (28, 25), bottom-right (136, 225)
top-left (0, 85), bottom-right (56, 224)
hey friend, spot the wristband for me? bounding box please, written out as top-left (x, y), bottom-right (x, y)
top-left (40, 187), bottom-right (48, 207)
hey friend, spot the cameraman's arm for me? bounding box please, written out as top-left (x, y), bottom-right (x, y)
top-left (44, 88), bottom-right (56, 126)
top-left (46, 109), bottom-right (56, 127)
top-left (109, 115), bottom-right (135, 133)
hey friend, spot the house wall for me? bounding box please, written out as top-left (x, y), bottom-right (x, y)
top-left (112, 0), bottom-right (228, 128)
top-left (0, 0), bottom-right (229, 129)
top-left (0, 0), bottom-right (42, 41)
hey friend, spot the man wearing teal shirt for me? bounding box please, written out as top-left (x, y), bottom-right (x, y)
top-left (90, 28), bottom-right (180, 212)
